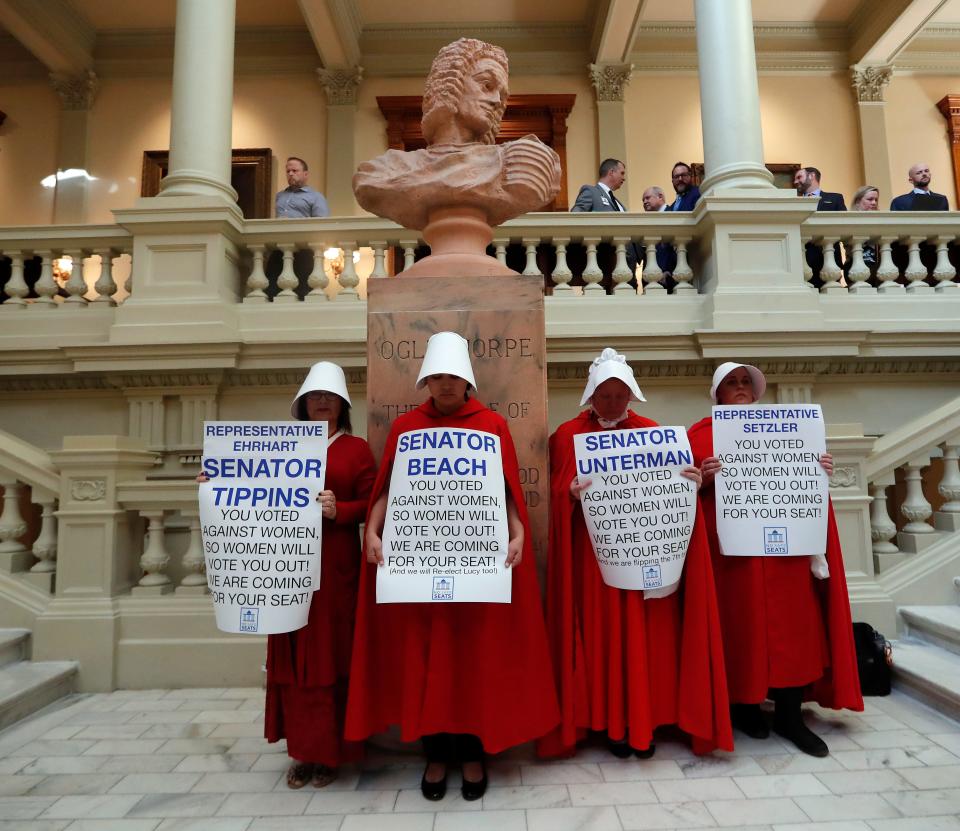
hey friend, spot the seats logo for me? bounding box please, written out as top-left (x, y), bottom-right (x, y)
top-left (763, 526), bottom-right (788, 555)
top-left (432, 576), bottom-right (454, 600)
top-left (239, 607), bottom-right (259, 632)
top-left (642, 563), bottom-right (662, 588)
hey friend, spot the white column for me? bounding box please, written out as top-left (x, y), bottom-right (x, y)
top-left (693, 0), bottom-right (773, 193)
top-left (159, 0), bottom-right (237, 203)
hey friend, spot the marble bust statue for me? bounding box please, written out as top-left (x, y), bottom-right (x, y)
top-left (353, 38), bottom-right (562, 276)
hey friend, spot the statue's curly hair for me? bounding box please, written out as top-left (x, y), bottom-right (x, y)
top-left (421, 38), bottom-right (508, 145)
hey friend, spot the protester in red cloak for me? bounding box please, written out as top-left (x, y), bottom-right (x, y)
top-left (689, 362), bottom-right (863, 758)
top-left (262, 362), bottom-right (376, 788)
top-left (346, 332), bottom-right (559, 803)
top-left (540, 348), bottom-right (732, 760)
top-left (199, 362), bottom-right (376, 789)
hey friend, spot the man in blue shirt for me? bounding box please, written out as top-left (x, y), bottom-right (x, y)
top-left (275, 157), bottom-right (330, 218)
top-left (668, 162), bottom-right (701, 211)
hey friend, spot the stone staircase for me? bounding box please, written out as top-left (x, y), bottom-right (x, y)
top-left (0, 629), bottom-right (77, 730)
top-left (893, 577), bottom-right (960, 721)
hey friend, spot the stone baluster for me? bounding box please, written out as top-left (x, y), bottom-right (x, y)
top-left (875, 239), bottom-right (902, 293)
top-left (93, 249), bottom-right (118, 304)
top-left (63, 250), bottom-right (89, 305)
top-left (121, 250), bottom-right (133, 296)
top-left (0, 479), bottom-right (30, 572)
top-left (869, 479), bottom-right (901, 571)
top-left (903, 238), bottom-right (931, 294)
top-left (801, 236), bottom-right (814, 288)
top-left (274, 244), bottom-right (299, 302)
top-left (305, 245), bottom-right (328, 300)
top-left (581, 240), bottom-right (604, 294)
top-left (30, 496), bottom-right (57, 574)
top-left (32, 251), bottom-right (59, 307)
top-left (2, 252), bottom-right (29, 307)
top-left (244, 244), bottom-right (269, 302)
top-left (673, 238), bottom-right (694, 293)
top-left (611, 238), bottom-right (635, 294)
top-left (641, 238), bottom-right (665, 293)
top-left (818, 238), bottom-right (843, 292)
top-left (550, 238), bottom-right (573, 293)
top-left (900, 457), bottom-right (935, 536)
top-left (370, 242), bottom-right (388, 278)
top-left (337, 243), bottom-right (359, 298)
top-left (178, 512), bottom-right (207, 593)
top-left (935, 441), bottom-right (960, 532)
top-left (400, 241), bottom-right (417, 272)
top-left (933, 237), bottom-right (957, 292)
top-left (493, 239), bottom-right (508, 267)
top-left (521, 238), bottom-right (541, 277)
top-left (135, 511), bottom-right (173, 593)
top-left (846, 237), bottom-right (873, 294)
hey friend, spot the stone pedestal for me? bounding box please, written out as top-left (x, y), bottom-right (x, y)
top-left (367, 275), bottom-right (549, 569)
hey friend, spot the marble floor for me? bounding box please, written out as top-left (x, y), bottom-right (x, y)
top-left (0, 688), bottom-right (957, 830)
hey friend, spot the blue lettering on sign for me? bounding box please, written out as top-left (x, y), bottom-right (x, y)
top-left (432, 576), bottom-right (454, 600)
top-left (764, 526), bottom-right (788, 555)
top-left (239, 607), bottom-right (259, 632)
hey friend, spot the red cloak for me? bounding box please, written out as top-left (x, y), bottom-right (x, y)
top-left (344, 397), bottom-right (560, 753)
top-left (688, 417), bottom-right (862, 711)
top-left (540, 410), bottom-right (733, 757)
top-left (265, 433), bottom-right (377, 765)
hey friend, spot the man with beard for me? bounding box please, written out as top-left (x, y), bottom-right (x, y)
top-left (668, 162), bottom-right (701, 211)
top-left (890, 163), bottom-right (949, 210)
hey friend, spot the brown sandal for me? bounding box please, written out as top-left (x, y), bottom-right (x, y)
top-left (286, 762), bottom-right (313, 789)
top-left (312, 765), bottom-right (338, 788)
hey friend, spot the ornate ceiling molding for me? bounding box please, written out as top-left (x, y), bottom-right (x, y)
top-left (851, 65), bottom-right (892, 102)
top-left (49, 68), bottom-right (99, 110)
top-left (589, 62), bottom-right (633, 102)
top-left (316, 66), bottom-right (364, 105)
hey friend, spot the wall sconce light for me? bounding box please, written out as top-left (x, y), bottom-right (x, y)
top-left (52, 255), bottom-right (73, 288)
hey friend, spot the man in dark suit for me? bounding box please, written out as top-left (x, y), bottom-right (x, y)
top-left (795, 166), bottom-right (845, 280)
top-left (571, 158), bottom-right (639, 274)
top-left (642, 186), bottom-right (677, 277)
top-left (890, 163), bottom-right (950, 210)
top-left (668, 162), bottom-right (701, 211)
top-left (794, 166), bottom-right (846, 211)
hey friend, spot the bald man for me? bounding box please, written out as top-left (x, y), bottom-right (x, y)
top-left (642, 185), bottom-right (676, 278)
top-left (890, 163), bottom-right (949, 210)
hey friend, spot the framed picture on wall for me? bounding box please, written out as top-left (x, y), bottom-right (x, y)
top-left (141, 148), bottom-right (273, 218)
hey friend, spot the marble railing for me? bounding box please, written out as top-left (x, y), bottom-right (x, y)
top-left (4, 212), bottom-right (960, 306)
top-left (0, 225), bottom-right (133, 307)
top-left (116, 480), bottom-right (206, 595)
top-left (865, 395), bottom-right (960, 573)
top-left (802, 212), bottom-right (960, 293)
top-left (0, 429), bottom-right (60, 591)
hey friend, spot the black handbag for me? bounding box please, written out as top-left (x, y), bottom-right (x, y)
top-left (852, 622), bottom-right (893, 696)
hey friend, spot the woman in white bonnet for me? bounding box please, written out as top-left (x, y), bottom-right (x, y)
top-left (540, 347), bottom-right (732, 760)
top-left (263, 362), bottom-right (376, 788)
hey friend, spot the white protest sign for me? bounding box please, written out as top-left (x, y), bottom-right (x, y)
top-left (198, 421), bottom-right (327, 634)
top-left (712, 404), bottom-right (828, 557)
top-left (574, 426), bottom-right (697, 593)
top-left (378, 427), bottom-right (510, 604)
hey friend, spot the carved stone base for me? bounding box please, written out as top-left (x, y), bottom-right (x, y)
top-left (873, 550), bottom-right (908, 573)
top-left (21, 571), bottom-right (54, 593)
top-left (131, 583), bottom-right (175, 596)
top-left (934, 511), bottom-right (960, 532)
top-left (897, 529), bottom-right (940, 554)
top-left (175, 584), bottom-right (209, 596)
top-left (0, 550), bottom-right (34, 574)
top-left (367, 274), bottom-right (548, 569)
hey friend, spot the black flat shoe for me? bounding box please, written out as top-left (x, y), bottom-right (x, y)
top-left (634, 743), bottom-right (656, 759)
top-left (731, 703), bottom-right (770, 740)
top-left (461, 764), bottom-right (487, 801)
top-left (773, 720), bottom-right (829, 758)
top-left (607, 739), bottom-right (633, 759)
top-left (420, 770), bottom-right (447, 801)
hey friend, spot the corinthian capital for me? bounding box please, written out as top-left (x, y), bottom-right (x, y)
top-left (316, 66), bottom-right (364, 106)
top-left (851, 65), bottom-right (891, 103)
top-left (50, 69), bottom-right (99, 110)
top-left (588, 63), bottom-right (633, 103)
